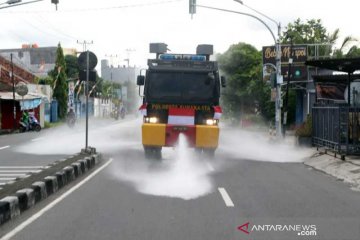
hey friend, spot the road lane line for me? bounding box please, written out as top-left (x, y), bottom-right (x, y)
top-left (218, 188), bottom-right (235, 207)
top-left (0, 178), bottom-right (17, 181)
top-left (0, 146), bottom-right (10, 150)
top-left (0, 174), bottom-right (27, 177)
top-left (0, 166), bottom-right (44, 169)
top-left (0, 158), bottom-right (113, 240)
top-left (0, 170), bottom-right (41, 173)
top-left (0, 169), bottom-right (42, 173)
top-left (31, 137), bottom-right (44, 142)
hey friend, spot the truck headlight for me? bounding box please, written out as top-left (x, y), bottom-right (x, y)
top-left (206, 119), bottom-right (218, 126)
top-left (145, 117), bottom-right (158, 123)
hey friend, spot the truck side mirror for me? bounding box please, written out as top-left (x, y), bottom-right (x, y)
top-left (137, 75), bottom-right (145, 86)
top-left (221, 76), bottom-right (226, 88)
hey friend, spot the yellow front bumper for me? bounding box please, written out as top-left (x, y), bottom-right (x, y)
top-left (142, 123), bottom-right (166, 147)
top-left (142, 123), bottom-right (219, 148)
top-left (195, 125), bottom-right (219, 148)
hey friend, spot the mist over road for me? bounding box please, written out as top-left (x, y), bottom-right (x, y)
top-left (2, 118), bottom-right (360, 240)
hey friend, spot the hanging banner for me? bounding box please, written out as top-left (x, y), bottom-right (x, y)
top-left (68, 81), bottom-right (75, 112)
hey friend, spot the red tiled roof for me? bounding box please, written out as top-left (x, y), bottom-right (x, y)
top-left (0, 55), bottom-right (36, 89)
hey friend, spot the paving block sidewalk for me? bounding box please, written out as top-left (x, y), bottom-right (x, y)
top-left (304, 150), bottom-right (360, 190)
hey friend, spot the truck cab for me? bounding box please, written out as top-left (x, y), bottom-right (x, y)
top-left (137, 43), bottom-right (225, 159)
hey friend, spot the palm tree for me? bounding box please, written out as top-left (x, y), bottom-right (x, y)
top-left (332, 35), bottom-right (358, 58)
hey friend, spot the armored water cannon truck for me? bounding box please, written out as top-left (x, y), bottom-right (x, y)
top-left (137, 43), bottom-right (226, 159)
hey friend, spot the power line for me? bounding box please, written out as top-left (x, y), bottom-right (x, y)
top-left (0, 0), bottom-right (183, 14)
top-left (33, 13), bottom-right (78, 41)
top-left (17, 14), bottom-right (70, 42)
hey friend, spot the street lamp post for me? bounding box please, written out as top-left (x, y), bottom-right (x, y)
top-left (0, 0), bottom-right (58, 10)
top-left (233, 0), bottom-right (283, 139)
top-left (190, 0), bottom-right (283, 138)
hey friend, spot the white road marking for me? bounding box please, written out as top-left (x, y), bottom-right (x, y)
top-left (0, 174), bottom-right (27, 177)
top-left (0, 177), bottom-right (17, 181)
top-left (0, 146), bottom-right (10, 150)
top-left (218, 187), bottom-right (235, 207)
top-left (0, 170), bottom-right (41, 173)
top-left (31, 137), bottom-right (44, 142)
top-left (0, 158), bottom-right (113, 240)
top-left (0, 166), bottom-right (44, 169)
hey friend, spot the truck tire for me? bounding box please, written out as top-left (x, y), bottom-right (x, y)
top-left (144, 146), bottom-right (162, 160)
top-left (203, 148), bottom-right (215, 159)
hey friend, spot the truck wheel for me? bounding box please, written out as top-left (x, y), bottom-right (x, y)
top-left (153, 148), bottom-right (162, 160)
top-left (144, 147), bottom-right (162, 160)
top-left (194, 148), bottom-right (203, 158)
top-left (203, 148), bottom-right (215, 159)
top-left (144, 148), bottom-right (152, 159)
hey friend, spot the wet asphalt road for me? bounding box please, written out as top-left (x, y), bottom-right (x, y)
top-left (1, 118), bottom-right (360, 240)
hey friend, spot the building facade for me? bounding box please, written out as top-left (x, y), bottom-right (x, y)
top-left (0, 44), bottom-right (77, 78)
top-left (100, 59), bottom-right (141, 113)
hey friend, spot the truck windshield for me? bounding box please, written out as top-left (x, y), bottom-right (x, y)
top-left (147, 71), bottom-right (216, 103)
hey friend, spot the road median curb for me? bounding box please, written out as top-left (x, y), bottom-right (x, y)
top-left (0, 147), bottom-right (102, 226)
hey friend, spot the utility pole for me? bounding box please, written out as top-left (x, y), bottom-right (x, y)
top-left (105, 54), bottom-right (118, 112)
top-left (77, 40), bottom-right (93, 149)
top-left (125, 48), bottom-right (135, 67)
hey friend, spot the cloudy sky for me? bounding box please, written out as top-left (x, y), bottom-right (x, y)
top-left (0, 0), bottom-right (358, 68)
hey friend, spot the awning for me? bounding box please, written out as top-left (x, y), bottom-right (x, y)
top-left (0, 91), bottom-right (44, 110)
top-left (305, 58), bottom-right (360, 104)
top-left (305, 57), bottom-right (360, 73)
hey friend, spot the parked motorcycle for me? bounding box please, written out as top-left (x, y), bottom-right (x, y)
top-left (19, 114), bottom-right (41, 132)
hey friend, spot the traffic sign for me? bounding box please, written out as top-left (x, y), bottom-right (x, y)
top-left (15, 82), bottom-right (28, 96)
top-left (78, 51), bottom-right (98, 71)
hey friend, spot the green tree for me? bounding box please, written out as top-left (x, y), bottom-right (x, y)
top-left (50, 43), bottom-right (68, 119)
top-left (344, 45), bottom-right (360, 58)
top-left (332, 36), bottom-right (358, 58)
top-left (281, 18), bottom-right (332, 57)
top-left (65, 55), bottom-right (79, 79)
top-left (281, 18), bottom-right (359, 58)
top-left (217, 42), bottom-right (273, 123)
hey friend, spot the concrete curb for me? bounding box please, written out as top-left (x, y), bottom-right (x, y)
top-left (304, 152), bottom-right (360, 190)
top-left (0, 197), bottom-right (20, 220)
top-left (0, 151), bottom-right (102, 226)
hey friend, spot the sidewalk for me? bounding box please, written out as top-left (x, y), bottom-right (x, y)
top-left (0, 129), bottom-right (13, 135)
top-left (304, 150), bottom-right (360, 191)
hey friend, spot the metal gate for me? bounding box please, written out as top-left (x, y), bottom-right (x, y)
top-left (312, 104), bottom-right (360, 155)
